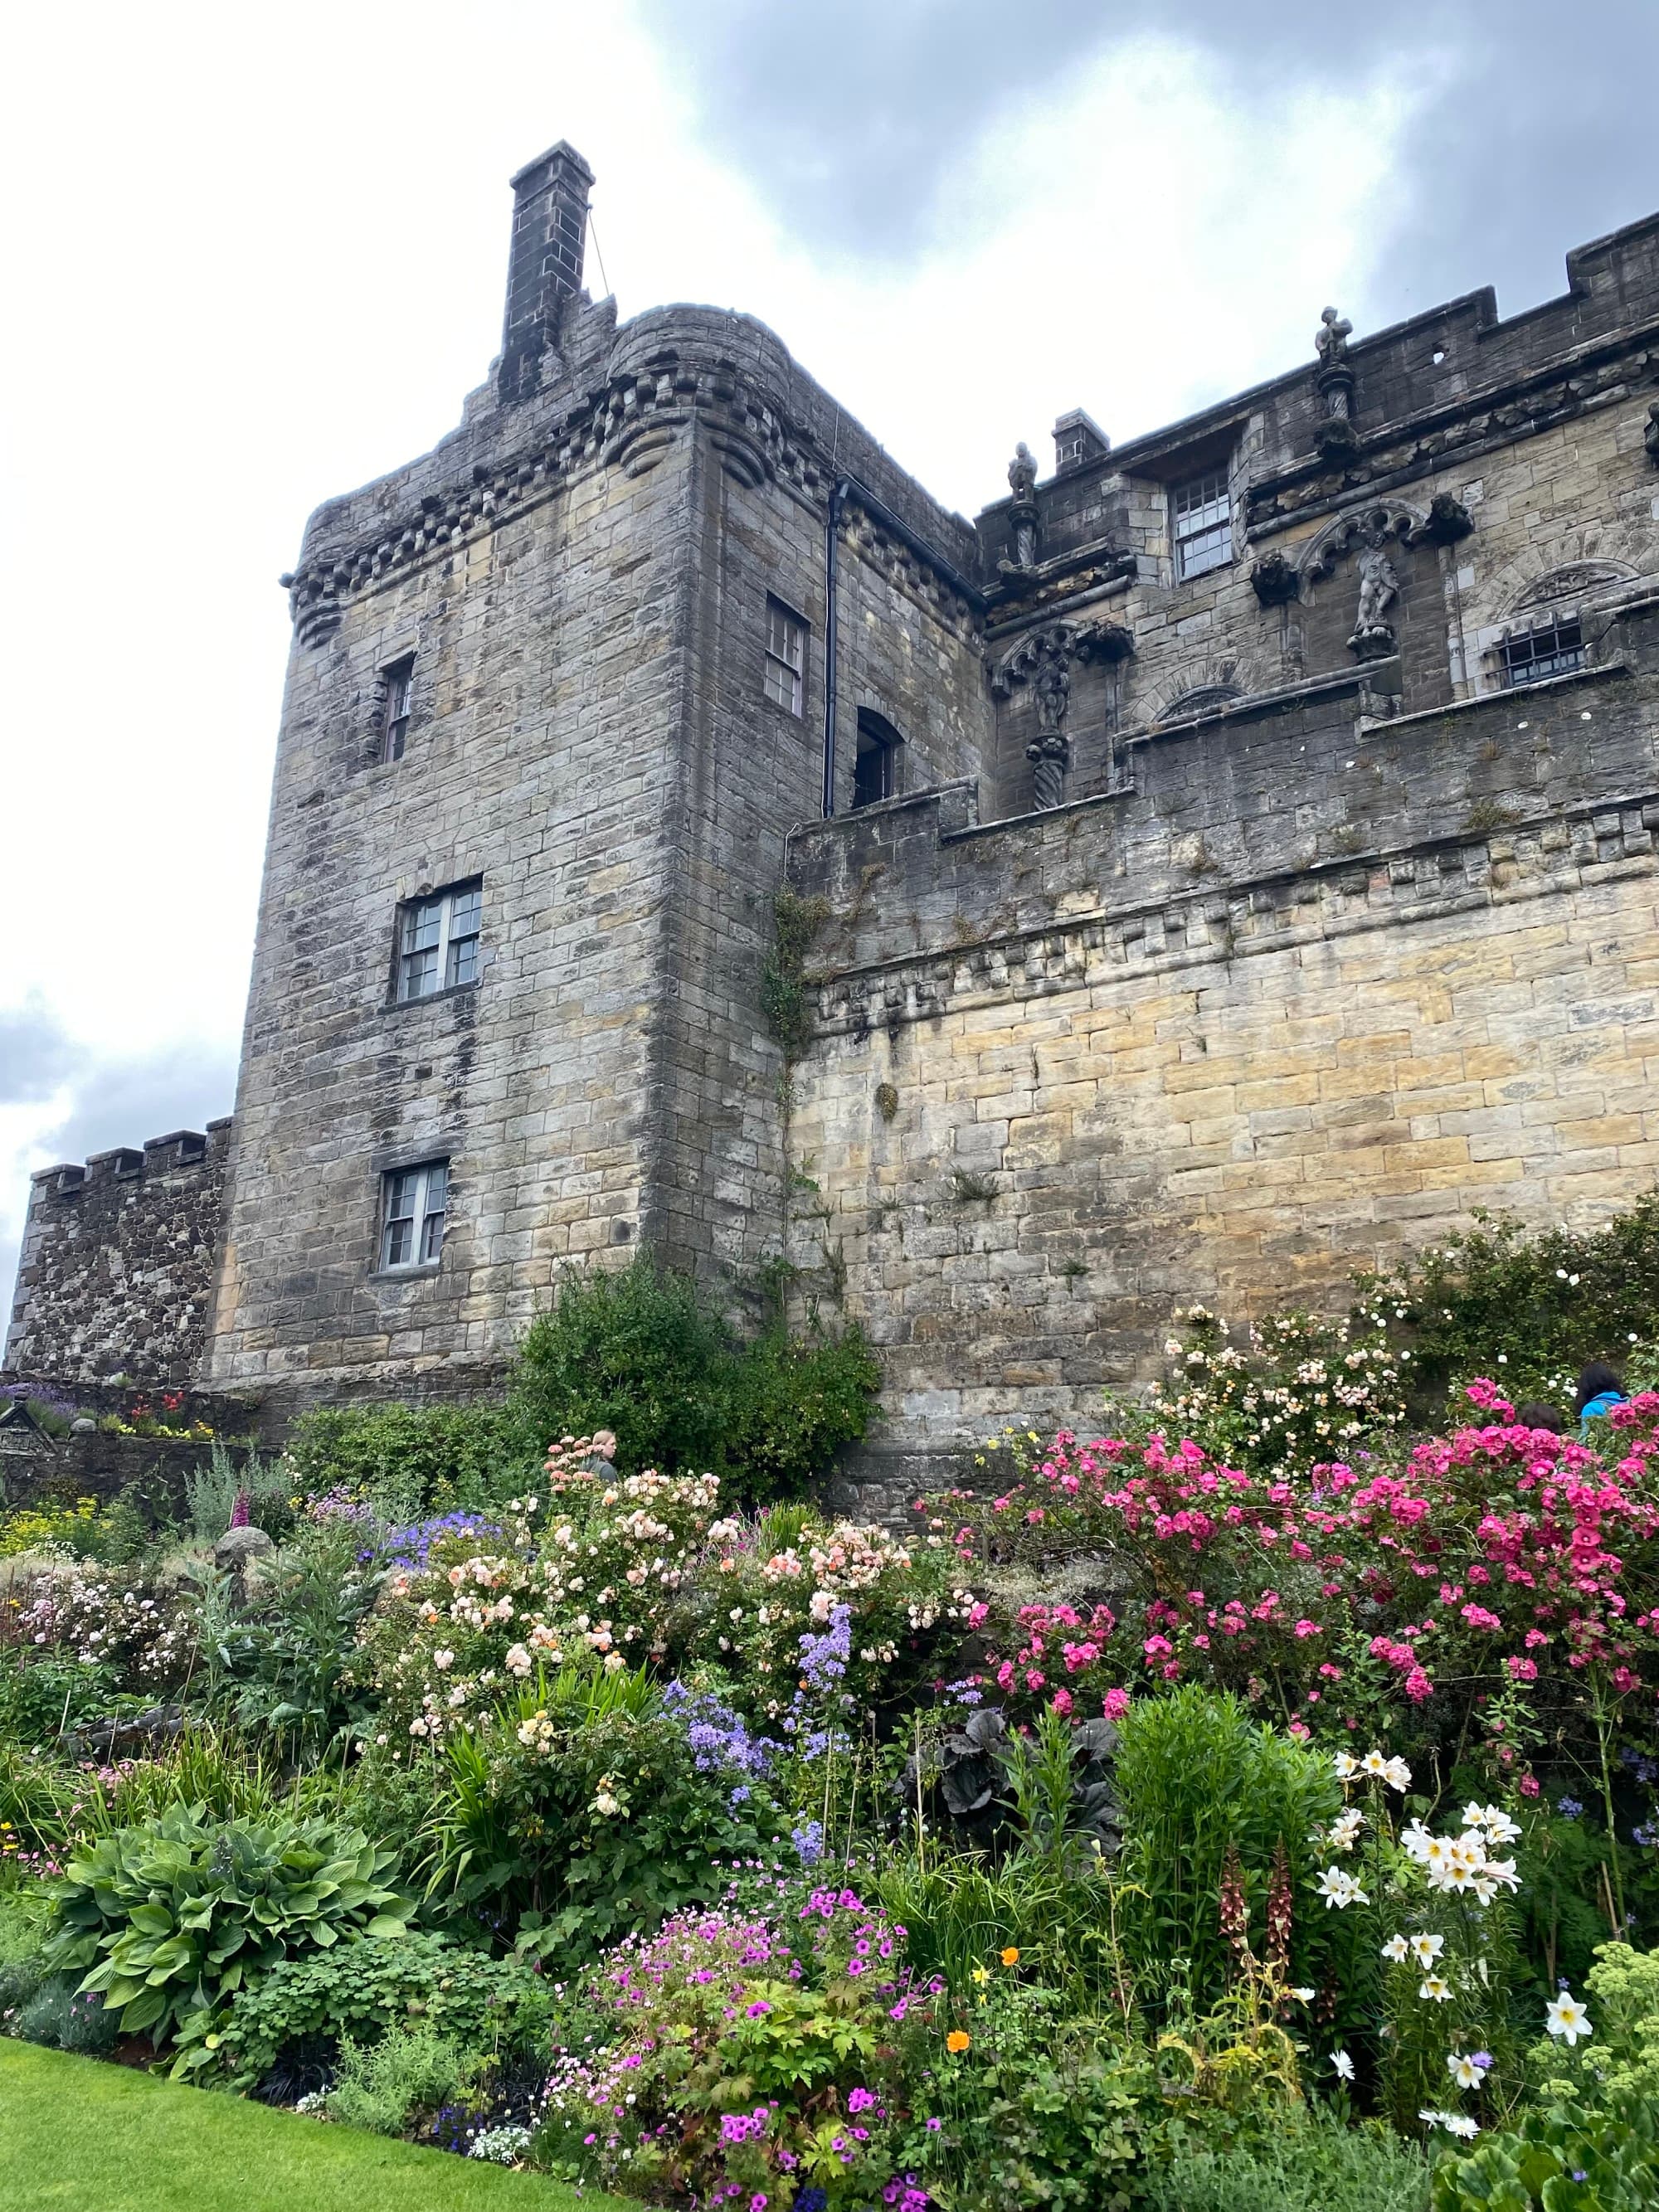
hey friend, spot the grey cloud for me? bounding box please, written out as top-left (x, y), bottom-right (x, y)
top-left (638, 2), bottom-right (1659, 326)
top-left (0, 999), bottom-right (84, 1104)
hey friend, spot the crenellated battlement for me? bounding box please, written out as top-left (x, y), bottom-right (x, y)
top-left (5, 1120), bottom-right (233, 1385)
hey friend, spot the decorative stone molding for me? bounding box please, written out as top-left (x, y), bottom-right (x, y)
top-left (1300, 498), bottom-right (1423, 586)
top-left (1251, 550), bottom-right (1300, 606)
top-left (281, 337), bottom-right (982, 650)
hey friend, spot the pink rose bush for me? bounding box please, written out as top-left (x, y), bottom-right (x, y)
top-left (951, 1388), bottom-right (1659, 1770)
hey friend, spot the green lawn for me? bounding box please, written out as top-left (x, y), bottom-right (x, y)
top-left (0, 2041), bottom-right (635, 2212)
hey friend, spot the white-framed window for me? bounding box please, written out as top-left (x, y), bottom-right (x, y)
top-left (1500, 614), bottom-right (1585, 688)
top-left (380, 1159), bottom-right (449, 1269)
top-left (382, 655), bottom-right (416, 761)
top-left (1172, 469), bottom-right (1233, 580)
top-left (763, 596), bottom-right (807, 716)
top-left (396, 881), bottom-right (482, 1003)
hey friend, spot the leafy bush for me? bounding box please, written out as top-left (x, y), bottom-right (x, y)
top-left (535, 1885), bottom-right (933, 2205)
top-left (510, 1255), bottom-right (880, 1502)
top-left (1144, 2114), bottom-right (1429, 2212)
top-left (1360, 1197), bottom-right (1659, 1412)
top-left (1150, 1305), bottom-right (1408, 1480)
top-left (898, 1961), bottom-right (1149, 2212)
top-left (1114, 1687), bottom-right (1340, 2008)
top-left (0, 1878), bottom-right (53, 2021)
top-left (956, 1400), bottom-right (1659, 1790)
top-left (325, 2022), bottom-right (484, 2137)
top-left (0, 1646), bottom-right (138, 1748)
top-left (1527, 1940), bottom-right (1659, 2107)
top-left (421, 1665), bottom-right (778, 1956)
top-left (0, 1496), bottom-right (105, 1559)
top-left (184, 1441), bottom-right (295, 1543)
top-left (45, 1802), bottom-right (410, 2066)
top-left (217, 1930), bottom-right (551, 2086)
top-left (1431, 2091), bottom-right (1659, 2210)
top-left (13, 1972), bottom-right (125, 2054)
top-left (283, 1403), bottom-right (527, 1520)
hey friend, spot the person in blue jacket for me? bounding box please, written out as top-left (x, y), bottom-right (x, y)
top-left (1574, 1361), bottom-right (1628, 1431)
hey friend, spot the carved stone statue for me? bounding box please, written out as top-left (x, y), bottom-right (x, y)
top-left (1316, 306), bottom-right (1352, 368)
top-left (1646, 399), bottom-right (1659, 469)
top-left (1024, 638), bottom-right (1072, 809)
top-left (1007, 442), bottom-right (1039, 569)
top-left (1347, 512), bottom-right (1399, 660)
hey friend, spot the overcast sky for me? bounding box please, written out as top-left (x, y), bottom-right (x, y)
top-left (3, 0), bottom-right (1657, 1314)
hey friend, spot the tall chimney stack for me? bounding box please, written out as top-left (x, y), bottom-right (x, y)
top-left (499, 140), bottom-right (595, 404)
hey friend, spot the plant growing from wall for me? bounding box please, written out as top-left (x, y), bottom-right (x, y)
top-left (760, 889), bottom-right (829, 1059)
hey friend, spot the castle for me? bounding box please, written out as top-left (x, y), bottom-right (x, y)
top-left (11, 141), bottom-right (1659, 1490)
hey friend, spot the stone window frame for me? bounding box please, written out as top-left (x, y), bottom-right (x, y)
top-left (763, 595), bottom-right (808, 717)
top-left (374, 651), bottom-right (417, 765)
top-left (1171, 467), bottom-right (1233, 581)
top-left (1497, 611), bottom-right (1587, 690)
top-left (392, 879), bottom-right (483, 1004)
top-left (377, 1157), bottom-right (450, 1271)
top-left (852, 707), bottom-right (904, 809)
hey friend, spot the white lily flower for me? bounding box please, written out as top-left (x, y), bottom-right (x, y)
top-left (1331, 2050), bottom-right (1355, 2082)
top-left (1545, 1992), bottom-right (1593, 2045)
top-left (1381, 1934), bottom-right (1411, 1963)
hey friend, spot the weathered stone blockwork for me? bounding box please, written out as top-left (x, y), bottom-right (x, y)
top-left (8, 148), bottom-right (1659, 1483)
top-left (4, 1124), bottom-right (231, 1383)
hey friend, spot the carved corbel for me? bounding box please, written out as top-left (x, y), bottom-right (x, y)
top-left (1410, 491), bottom-right (1475, 547)
top-left (1250, 551), bottom-right (1300, 607)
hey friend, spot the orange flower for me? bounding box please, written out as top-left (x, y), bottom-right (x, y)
top-left (946, 2030), bottom-right (971, 2054)
top-left (1000, 1947), bottom-right (1020, 1966)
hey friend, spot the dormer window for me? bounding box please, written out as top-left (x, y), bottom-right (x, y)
top-left (1500, 615), bottom-right (1585, 688)
top-left (382, 655), bottom-right (415, 761)
top-left (853, 708), bottom-right (902, 808)
top-left (1172, 469), bottom-right (1233, 580)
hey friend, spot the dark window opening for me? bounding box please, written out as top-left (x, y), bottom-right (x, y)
top-left (1500, 616), bottom-right (1585, 688)
top-left (853, 709), bottom-right (902, 809)
top-left (382, 655), bottom-right (415, 761)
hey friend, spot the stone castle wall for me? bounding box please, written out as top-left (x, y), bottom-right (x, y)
top-left (4, 1124), bottom-right (232, 1384)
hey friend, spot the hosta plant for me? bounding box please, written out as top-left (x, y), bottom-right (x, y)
top-left (44, 1801), bottom-right (410, 2069)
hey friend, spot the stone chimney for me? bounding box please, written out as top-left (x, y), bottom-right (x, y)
top-left (499, 140), bottom-right (595, 404)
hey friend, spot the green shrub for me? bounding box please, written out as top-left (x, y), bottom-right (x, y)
top-left (1358, 1194), bottom-right (1659, 1410)
top-left (722, 1324), bottom-right (883, 1500)
top-left (1145, 2113), bottom-right (1430, 2212)
top-left (283, 1403), bottom-right (527, 1519)
top-left (1431, 2092), bottom-right (1659, 2210)
top-left (45, 1801), bottom-right (411, 2067)
top-left (217, 1930), bottom-right (550, 2086)
top-left (1114, 1686), bottom-right (1340, 2010)
top-left (0, 1647), bottom-right (134, 1748)
top-left (0, 1878), bottom-right (53, 2021)
top-left (510, 1254), bottom-right (879, 1501)
top-left (13, 1972), bottom-right (125, 2054)
top-left (509, 1257), bottom-right (735, 1477)
top-left (324, 2021), bottom-right (483, 2136)
top-left (1527, 1940), bottom-right (1659, 2108)
top-left (421, 1665), bottom-right (777, 1956)
top-left (184, 1441), bottom-right (295, 1543)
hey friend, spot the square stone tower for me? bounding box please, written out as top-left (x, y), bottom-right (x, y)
top-left (200, 145), bottom-right (988, 1407)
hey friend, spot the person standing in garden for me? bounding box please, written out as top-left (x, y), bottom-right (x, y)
top-left (1575, 1361), bottom-right (1628, 1429)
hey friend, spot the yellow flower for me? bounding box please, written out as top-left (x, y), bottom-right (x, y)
top-left (946, 2030), bottom-right (971, 2054)
top-left (971, 1966), bottom-right (989, 1985)
top-left (1000, 1947), bottom-right (1020, 1966)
